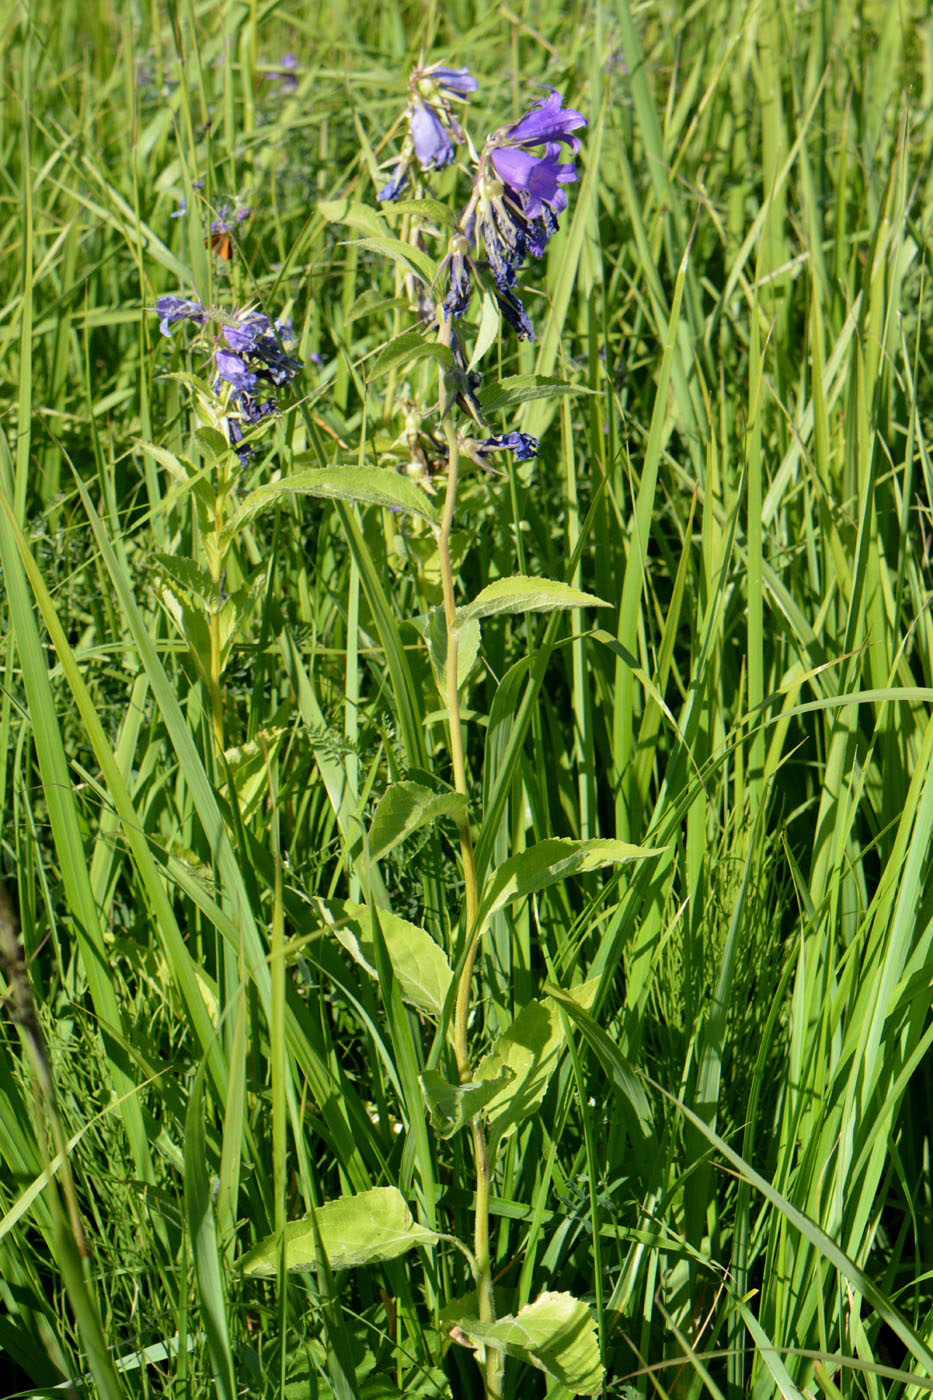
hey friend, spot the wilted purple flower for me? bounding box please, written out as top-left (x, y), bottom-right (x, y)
top-left (378, 61), bottom-right (477, 201)
top-left (474, 431), bottom-right (539, 462)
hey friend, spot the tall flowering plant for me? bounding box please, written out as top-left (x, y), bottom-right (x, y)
top-left (155, 63), bottom-right (659, 1400)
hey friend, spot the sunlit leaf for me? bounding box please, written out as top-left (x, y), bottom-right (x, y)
top-left (475, 982), bottom-right (597, 1148)
top-left (450, 1292), bottom-right (604, 1395)
top-left (223, 466), bottom-right (439, 545)
top-left (419, 1067), bottom-right (515, 1139)
top-left (454, 576), bottom-right (609, 630)
top-left (367, 781), bottom-right (468, 864)
top-left (477, 838), bottom-right (665, 929)
top-left (328, 901), bottom-right (453, 1019)
top-left (239, 1187), bottom-right (439, 1276)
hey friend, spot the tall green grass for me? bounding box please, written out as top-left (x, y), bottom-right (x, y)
top-left (2, 0), bottom-right (933, 1396)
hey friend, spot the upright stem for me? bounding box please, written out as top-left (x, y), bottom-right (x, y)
top-left (436, 410), bottom-right (501, 1399)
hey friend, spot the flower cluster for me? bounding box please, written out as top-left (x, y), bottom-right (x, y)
top-left (155, 297), bottom-right (302, 462)
top-left (378, 64), bottom-right (477, 201)
top-left (444, 89), bottom-right (586, 340)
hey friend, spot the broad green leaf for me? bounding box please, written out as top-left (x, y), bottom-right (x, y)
top-left (194, 425), bottom-right (230, 461)
top-left (419, 1067), bottom-right (515, 1139)
top-left (330, 900), bottom-right (453, 1019)
top-left (479, 375), bottom-right (594, 414)
top-left (454, 576), bottom-right (609, 630)
top-left (353, 237), bottom-right (438, 287)
top-left (223, 466), bottom-right (439, 545)
top-left (415, 606), bottom-right (481, 696)
top-left (476, 983), bottom-right (597, 1147)
top-left (367, 781), bottom-right (468, 864)
top-left (370, 330), bottom-right (454, 379)
top-left (477, 838), bottom-right (665, 929)
top-left (451, 1292), bottom-right (603, 1395)
top-left (239, 1187), bottom-right (438, 1276)
top-left (318, 198), bottom-right (387, 238)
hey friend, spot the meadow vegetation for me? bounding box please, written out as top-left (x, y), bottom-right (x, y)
top-left (2, 0), bottom-right (933, 1396)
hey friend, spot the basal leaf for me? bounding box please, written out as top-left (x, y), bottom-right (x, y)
top-left (238, 1187), bottom-right (438, 1276)
top-left (330, 900), bottom-right (453, 1019)
top-left (477, 838), bottom-right (665, 929)
top-left (450, 1292), bottom-right (603, 1395)
top-left (419, 1067), bottom-right (515, 1139)
top-left (367, 781), bottom-right (468, 864)
top-left (454, 576), bottom-right (609, 630)
top-left (223, 466), bottom-right (439, 545)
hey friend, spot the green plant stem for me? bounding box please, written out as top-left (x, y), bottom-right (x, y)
top-left (435, 411), bottom-right (501, 1399)
top-left (208, 475), bottom-right (227, 755)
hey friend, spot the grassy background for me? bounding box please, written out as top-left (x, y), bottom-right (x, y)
top-left (2, 0), bottom-right (933, 1395)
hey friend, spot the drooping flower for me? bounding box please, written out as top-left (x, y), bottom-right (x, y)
top-left (378, 61), bottom-right (477, 200)
top-left (472, 431), bottom-right (539, 463)
top-left (443, 89), bottom-right (585, 339)
top-left (156, 295), bottom-right (206, 336)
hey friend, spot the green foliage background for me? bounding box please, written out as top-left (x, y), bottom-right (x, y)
top-left (2, 0), bottom-right (933, 1395)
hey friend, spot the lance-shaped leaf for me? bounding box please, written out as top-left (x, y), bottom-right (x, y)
top-left (478, 374), bottom-right (595, 414)
top-left (453, 576), bottom-right (609, 631)
top-left (239, 1187), bottom-right (439, 1277)
top-left (329, 900), bottom-right (453, 1019)
top-left (371, 330), bottom-right (454, 378)
top-left (318, 198), bottom-right (387, 238)
top-left (367, 781), bottom-right (468, 865)
top-left (420, 1067), bottom-right (515, 1139)
top-left (450, 1293), bottom-right (604, 1396)
top-left (353, 236), bottom-right (438, 287)
top-left (477, 837), bottom-right (665, 930)
top-left (223, 466), bottom-right (439, 547)
top-left (475, 983), bottom-right (597, 1149)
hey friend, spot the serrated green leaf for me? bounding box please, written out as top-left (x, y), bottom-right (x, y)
top-left (152, 553), bottom-right (215, 607)
top-left (415, 606), bottom-right (481, 696)
top-left (450, 1293), bottom-right (603, 1395)
top-left (223, 467), bottom-right (439, 545)
top-left (477, 838), bottom-right (665, 929)
top-left (134, 439), bottom-right (192, 481)
top-left (367, 781), bottom-right (468, 864)
top-left (475, 983), bottom-right (597, 1148)
top-left (352, 237), bottom-right (438, 287)
top-left (454, 576), bottom-right (609, 630)
top-left (384, 197), bottom-right (459, 229)
top-left (419, 1067), bottom-right (515, 1139)
top-left (238, 1187), bottom-right (438, 1276)
top-left (371, 331), bottom-right (453, 379)
top-left (478, 375), bottom-right (594, 414)
top-left (318, 198), bottom-right (387, 238)
top-left (332, 901), bottom-right (453, 1019)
